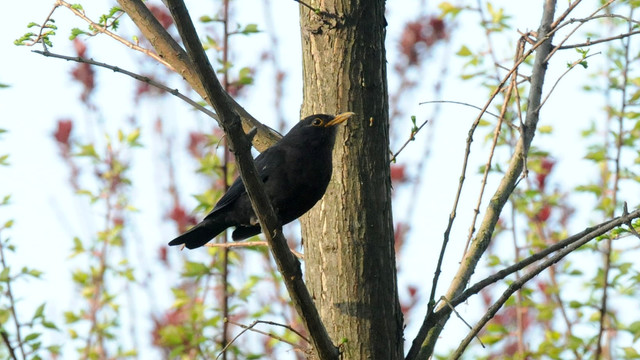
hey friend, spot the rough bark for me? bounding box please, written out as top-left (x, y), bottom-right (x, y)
top-left (299, 1), bottom-right (403, 359)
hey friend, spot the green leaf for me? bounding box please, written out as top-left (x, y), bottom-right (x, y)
top-left (0, 309), bottom-right (10, 325)
top-left (126, 128), bottom-right (141, 146)
top-left (438, 2), bottom-right (461, 17)
top-left (47, 345), bottom-right (62, 355)
top-left (182, 261), bottom-right (210, 277)
top-left (24, 332), bottom-right (41, 342)
top-left (622, 347), bottom-right (639, 358)
top-left (74, 144), bottom-right (100, 159)
top-left (69, 28), bottom-right (88, 40)
top-left (64, 311), bottom-right (80, 324)
top-left (538, 125), bottom-right (553, 134)
top-left (584, 149), bottom-right (606, 161)
top-left (0, 267), bottom-right (10, 282)
top-left (456, 45), bottom-right (472, 57)
top-left (23, 267), bottom-right (43, 278)
top-left (42, 321), bottom-right (58, 330)
top-left (629, 321), bottom-right (640, 342)
top-left (0, 154), bottom-right (9, 166)
top-left (33, 303), bottom-right (46, 320)
top-left (240, 23), bottom-right (259, 34)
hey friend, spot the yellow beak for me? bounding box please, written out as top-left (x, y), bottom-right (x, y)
top-left (324, 112), bottom-right (356, 127)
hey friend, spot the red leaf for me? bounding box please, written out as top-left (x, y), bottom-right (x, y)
top-left (188, 132), bottom-right (207, 158)
top-left (70, 39), bottom-right (95, 102)
top-left (535, 205), bottom-right (551, 222)
top-left (53, 119), bottom-right (73, 146)
top-left (390, 164), bottom-right (407, 183)
top-left (535, 157), bottom-right (555, 190)
top-left (168, 204), bottom-right (197, 233)
top-left (399, 16), bottom-right (448, 65)
top-left (147, 4), bottom-right (173, 29)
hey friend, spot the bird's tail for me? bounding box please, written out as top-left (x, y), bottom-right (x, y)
top-left (168, 219), bottom-right (227, 249)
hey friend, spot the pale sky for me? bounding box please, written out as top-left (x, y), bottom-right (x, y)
top-left (1, 0), bottom-right (631, 358)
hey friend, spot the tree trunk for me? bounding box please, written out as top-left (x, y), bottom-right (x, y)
top-left (299, 1), bottom-right (403, 359)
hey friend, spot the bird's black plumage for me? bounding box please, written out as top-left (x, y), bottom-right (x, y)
top-left (168, 112), bottom-right (355, 249)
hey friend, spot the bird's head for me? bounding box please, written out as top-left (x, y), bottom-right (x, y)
top-left (305, 112), bottom-right (356, 128)
top-left (279, 112), bottom-right (355, 150)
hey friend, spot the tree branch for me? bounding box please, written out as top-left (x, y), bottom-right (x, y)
top-left (163, 1), bottom-right (337, 358)
top-left (412, 208), bottom-right (640, 359)
top-left (31, 49), bottom-right (218, 120)
top-left (449, 209), bottom-right (640, 358)
top-left (406, 1), bottom-right (559, 359)
top-left (204, 240), bottom-right (304, 259)
top-left (115, 0), bottom-right (281, 152)
top-left (55, 0), bottom-right (172, 68)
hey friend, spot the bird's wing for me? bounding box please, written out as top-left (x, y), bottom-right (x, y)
top-left (205, 147), bottom-right (285, 216)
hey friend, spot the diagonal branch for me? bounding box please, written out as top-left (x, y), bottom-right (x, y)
top-left (115, 0), bottom-right (281, 152)
top-left (406, 1), bottom-right (559, 359)
top-left (31, 49), bottom-right (218, 120)
top-left (417, 208), bottom-right (640, 359)
top-left (163, 1), bottom-right (337, 359)
top-left (448, 209), bottom-right (640, 359)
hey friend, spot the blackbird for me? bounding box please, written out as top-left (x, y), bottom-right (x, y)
top-left (168, 112), bottom-right (355, 249)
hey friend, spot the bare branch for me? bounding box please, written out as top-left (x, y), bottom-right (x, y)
top-left (0, 329), bottom-right (18, 360)
top-left (115, 0), bottom-right (282, 152)
top-left (32, 49), bottom-right (218, 119)
top-left (218, 319), bottom-right (309, 359)
top-left (204, 240), bottom-right (304, 259)
top-left (449, 209), bottom-right (640, 359)
top-left (389, 118), bottom-right (428, 163)
top-left (419, 100), bottom-right (501, 119)
top-left (559, 30), bottom-right (640, 50)
top-left (163, 0), bottom-right (337, 358)
top-left (409, 207), bottom-right (640, 359)
top-left (407, 1), bottom-right (559, 358)
top-left (55, 0), bottom-right (173, 69)
top-left (0, 239), bottom-right (26, 360)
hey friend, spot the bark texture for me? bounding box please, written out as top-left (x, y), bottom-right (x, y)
top-left (299, 1), bottom-right (403, 359)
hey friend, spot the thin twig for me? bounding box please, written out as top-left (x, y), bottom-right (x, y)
top-left (218, 319), bottom-right (309, 359)
top-left (111, 0), bottom-right (283, 153)
top-left (419, 100), bottom-right (501, 119)
top-left (0, 239), bottom-right (26, 360)
top-left (0, 330), bottom-right (18, 360)
top-left (205, 241), bottom-right (304, 259)
top-left (231, 319), bottom-right (310, 344)
top-left (462, 75), bottom-right (516, 257)
top-left (55, 0), bottom-right (173, 69)
top-left (559, 30), bottom-right (640, 50)
top-left (545, 0), bottom-right (616, 63)
top-left (30, 2), bottom-right (60, 48)
top-left (407, 2), bottom-right (560, 357)
top-left (293, 0), bottom-right (317, 13)
top-left (537, 52), bottom-right (601, 111)
top-left (32, 49), bottom-right (218, 120)
top-left (596, 8), bottom-right (633, 357)
top-left (439, 296), bottom-right (484, 348)
top-left (446, 209), bottom-right (640, 359)
top-left (623, 203), bottom-right (640, 240)
top-left (389, 118), bottom-right (428, 163)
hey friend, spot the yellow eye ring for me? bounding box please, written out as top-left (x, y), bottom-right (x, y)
top-left (312, 118), bottom-right (323, 126)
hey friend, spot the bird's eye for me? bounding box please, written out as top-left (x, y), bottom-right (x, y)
top-left (312, 118), bottom-right (323, 126)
